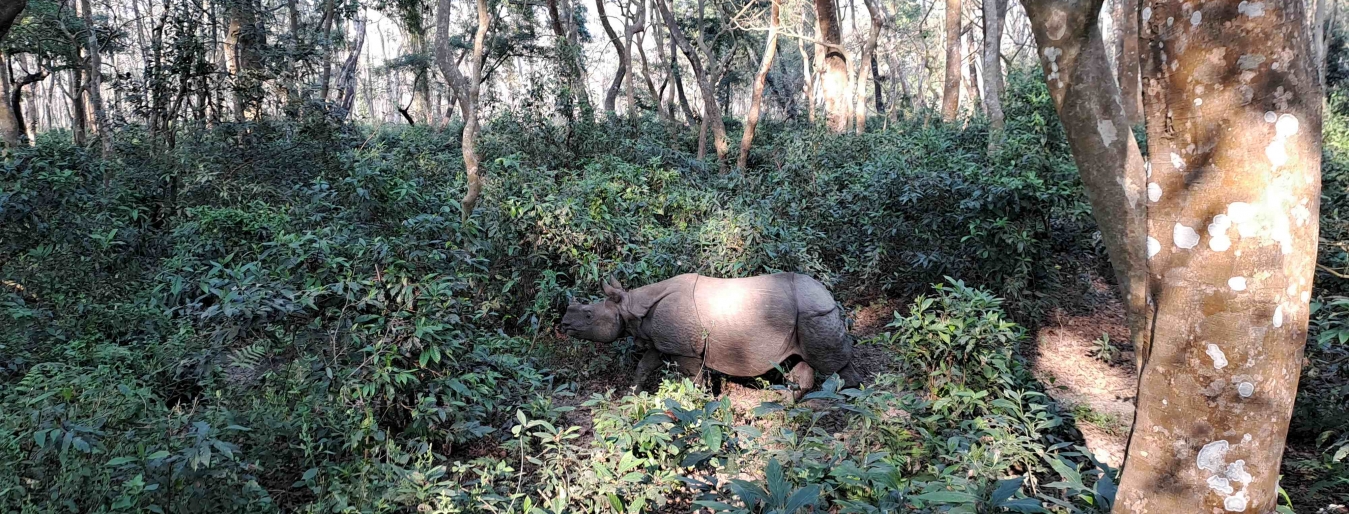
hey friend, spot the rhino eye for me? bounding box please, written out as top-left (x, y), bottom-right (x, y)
top-left (585, 312), bottom-right (592, 319)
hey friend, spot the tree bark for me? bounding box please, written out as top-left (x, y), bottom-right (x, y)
top-left (799, 14), bottom-right (817, 124)
top-left (70, 67), bottom-right (87, 146)
top-left (1020, 0), bottom-right (1150, 393)
top-left (983, 0), bottom-right (1007, 150)
top-left (1114, 0), bottom-right (1142, 124)
top-left (1114, 0), bottom-right (1322, 510)
top-left (320, 0), bottom-right (335, 102)
top-left (941, 0), bottom-right (962, 121)
top-left (738, 0), bottom-right (779, 169)
top-left (814, 0), bottom-right (850, 132)
top-left (435, 0), bottom-right (491, 221)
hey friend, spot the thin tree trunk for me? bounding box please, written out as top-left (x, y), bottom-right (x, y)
top-left (799, 14), bottom-right (816, 124)
top-left (983, 0), bottom-right (1007, 150)
top-left (0, 1), bottom-right (26, 149)
top-left (1114, 0), bottom-right (1322, 509)
top-left (70, 67), bottom-right (86, 146)
top-left (871, 54), bottom-right (883, 112)
top-left (814, 0), bottom-right (850, 131)
top-left (434, 0), bottom-right (491, 221)
top-left (964, 26), bottom-right (982, 114)
top-left (941, 0), bottom-right (961, 121)
top-left (334, 16), bottom-right (365, 120)
top-left (737, 0), bottom-right (779, 169)
top-left (596, 0), bottom-right (629, 114)
top-left (657, 0), bottom-right (730, 170)
top-left (320, 0), bottom-right (335, 102)
top-left (81, 0), bottom-right (111, 157)
top-left (1114, 0), bottom-right (1142, 123)
top-left (854, 0), bottom-right (882, 133)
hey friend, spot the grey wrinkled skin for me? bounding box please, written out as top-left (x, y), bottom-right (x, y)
top-left (561, 273), bottom-right (861, 400)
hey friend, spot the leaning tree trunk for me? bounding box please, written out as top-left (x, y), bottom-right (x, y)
top-left (737, 0), bottom-right (779, 169)
top-left (1114, 0), bottom-right (1322, 510)
top-left (1114, 0), bottom-right (1142, 124)
top-left (1020, 0), bottom-right (1150, 384)
top-left (434, 0), bottom-right (491, 221)
top-left (814, 0), bottom-right (849, 132)
top-left (334, 16), bottom-right (366, 120)
top-left (595, 0), bottom-right (629, 115)
top-left (983, 0), bottom-right (1007, 150)
top-left (941, 0), bottom-right (961, 121)
top-left (964, 26), bottom-right (982, 114)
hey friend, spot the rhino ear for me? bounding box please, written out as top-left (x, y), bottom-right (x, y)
top-left (601, 279), bottom-right (626, 303)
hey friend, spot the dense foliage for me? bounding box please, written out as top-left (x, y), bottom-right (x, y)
top-left (0, 69), bottom-right (1342, 512)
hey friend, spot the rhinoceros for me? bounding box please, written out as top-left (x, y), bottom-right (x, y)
top-left (560, 273), bottom-right (860, 399)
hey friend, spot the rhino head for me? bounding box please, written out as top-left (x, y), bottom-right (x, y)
top-left (560, 277), bottom-right (629, 343)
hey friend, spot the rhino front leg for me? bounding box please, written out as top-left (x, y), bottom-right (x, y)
top-left (785, 361), bottom-right (815, 403)
top-left (673, 356), bottom-right (708, 387)
top-left (632, 349), bottom-right (663, 393)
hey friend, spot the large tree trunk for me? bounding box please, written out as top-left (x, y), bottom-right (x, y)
top-left (814, 0), bottom-right (849, 132)
top-left (983, 0), bottom-right (1007, 150)
top-left (224, 0), bottom-right (265, 121)
top-left (0, 1), bottom-right (27, 149)
top-left (80, 0), bottom-right (111, 157)
top-left (1020, 0), bottom-right (1150, 391)
top-left (941, 0), bottom-right (961, 121)
top-left (1114, 0), bottom-right (1142, 124)
top-left (737, 0), bottom-right (779, 169)
top-left (435, 0), bottom-right (491, 221)
top-left (1114, 0), bottom-right (1322, 510)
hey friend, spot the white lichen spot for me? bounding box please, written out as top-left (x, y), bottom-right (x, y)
top-left (1148, 182), bottom-right (1162, 202)
top-left (1206, 343), bottom-right (1229, 369)
top-left (1195, 98), bottom-right (1204, 106)
top-left (1238, 54), bottom-right (1266, 70)
top-left (1243, 433), bottom-right (1252, 443)
top-left (1292, 204), bottom-right (1312, 225)
top-left (1148, 236), bottom-right (1162, 258)
top-left (1142, 6), bottom-right (1152, 20)
top-left (1191, 10), bottom-right (1203, 25)
top-left (1238, 0), bottom-right (1265, 17)
top-left (1171, 152), bottom-right (1186, 171)
top-left (1302, 290), bottom-right (1312, 302)
top-left (1211, 235), bottom-right (1233, 251)
top-left (1268, 141), bottom-right (1289, 167)
top-left (1198, 439), bottom-right (1231, 472)
top-left (1288, 283), bottom-right (1299, 295)
top-left (1237, 381), bottom-right (1255, 397)
top-left (1174, 223), bottom-right (1200, 249)
top-left (1273, 304), bottom-right (1284, 328)
top-left (1276, 114), bottom-right (1300, 137)
top-left (1145, 160), bottom-right (1153, 178)
top-left (1167, 16), bottom-right (1175, 26)
top-left (1265, 111), bottom-right (1278, 123)
top-left (1208, 475), bottom-right (1235, 494)
top-left (1227, 460), bottom-right (1253, 485)
top-left (1229, 277), bottom-right (1248, 291)
top-left (1228, 202), bottom-right (1256, 223)
top-left (1172, 60), bottom-right (1180, 70)
top-left (1225, 490), bottom-right (1249, 512)
top-left (1097, 119), bottom-right (1118, 147)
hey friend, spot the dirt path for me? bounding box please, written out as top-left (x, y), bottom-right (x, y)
top-left (1027, 277), bottom-right (1138, 467)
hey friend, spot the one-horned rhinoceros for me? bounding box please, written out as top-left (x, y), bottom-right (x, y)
top-left (560, 273), bottom-right (860, 399)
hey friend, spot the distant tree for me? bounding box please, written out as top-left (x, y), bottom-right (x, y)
top-left (737, 0), bottom-right (778, 169)
top-left (434, 0), bottom-right (491, 221)
top-left (813, 0), bottom-right (848, 132)
top-left (982, 0), bottom-right (1006, 149)
top-left (940, 0), bottom-right (959, 121)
